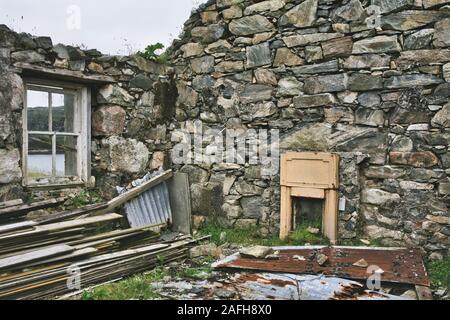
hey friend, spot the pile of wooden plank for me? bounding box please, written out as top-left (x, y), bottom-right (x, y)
top-left (0, 209), bottom-right (201, 299)
top-left (0, 170), bottom-right (200, 300)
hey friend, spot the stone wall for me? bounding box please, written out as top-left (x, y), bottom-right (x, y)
top-left (167, 0), bottom-right (450, 255)
top-left (0, 0), bottom-right (449, 256)
top-left (0, 24), bottom-right (170, 201)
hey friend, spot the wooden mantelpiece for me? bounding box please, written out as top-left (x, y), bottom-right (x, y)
top-left (280, 152), bottom-right (340, 243)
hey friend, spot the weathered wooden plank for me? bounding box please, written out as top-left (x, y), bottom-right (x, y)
top-left (0, 213), bottom-right (122, 242)
top-left (37, 203), bottom-right (109, 224)
top-left (0, 199), bottom-right (24, 210)
top-left (0, 198), bottom-right (67, 218)
top-left (23, 248), bottom-right (98, 268)
top-left (0, 221), bottom-right (38, 235)
top-left (0, 245), bottom-right (74, 270)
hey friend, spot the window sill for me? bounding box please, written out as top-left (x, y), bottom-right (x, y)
top-left (25, 180), bottom-right (89, 191)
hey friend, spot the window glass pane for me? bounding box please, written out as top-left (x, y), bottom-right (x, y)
top-left (52, 93), bottom-right (76, 133)
top-left (56, 136), bottom-right (78, 176)
top-left (27, 134), bottom-right (52, 179)
top-left (27, 90), bottom-right (49, 131)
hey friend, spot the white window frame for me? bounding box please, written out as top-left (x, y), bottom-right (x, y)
top-left (23, 78), bottom-right (91, 187)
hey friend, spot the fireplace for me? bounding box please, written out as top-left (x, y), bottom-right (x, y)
top-left (280, 152), bottom-right (339, 244)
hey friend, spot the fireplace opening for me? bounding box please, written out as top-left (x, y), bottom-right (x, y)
top-left (293, 197), bottom-right (324, 232)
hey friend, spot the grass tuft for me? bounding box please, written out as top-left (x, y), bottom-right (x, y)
top-left (70, 190), bottom-right (103, 208)
top-left (426, 257), bottom-right (450, 292)
top-left (80, 267), bottom-right (169, 300)
top-left (198, 222), bottom-right (329, 247)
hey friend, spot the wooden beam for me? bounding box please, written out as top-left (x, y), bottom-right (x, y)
top-left (16, 62), bottom-right (116, 85)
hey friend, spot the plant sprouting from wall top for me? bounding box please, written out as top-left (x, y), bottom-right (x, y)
top-left (138, 42), bottom-right (169, 64)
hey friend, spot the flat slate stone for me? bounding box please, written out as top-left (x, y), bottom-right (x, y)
top-left (353, 35), bottom-right (401, 54)
top-left (279, 0), bottom-right (318, 27)
top-left (384, 74), bottom-right (443, 89)
top-left (246, 42), bottom-right (271, 68)
top-left (191, 24), bottom-right (225, 43)
top-left (348, 73), bottom-right (383, 91)
top-left (240, 84), bottom-right (273, 104)
top-left (321, 36), bottom-right (353, 58)
top-left (244, 0), bottom-right (286, 15)
top-left (291, 60), bottom-right (339, 75)
top-left (303, 74), bottom-right (348, 94)
top-left (229, 15), bottom-right (274, 36)
top-left (343, 54), bottom-right (391, 69)
top-left (423, 0), bottom-right (450, 8)
top-left (294, 93), bottom-right (337, 108)
top-left (404, 29), bottom-right (435, 50)
top-left (372, 0), bottom-right (415, 13)
top-left (273, 48), bottom-right (305, 67)
top-left (283, 33), bottom-right (343, 48)
top-left (396, 49), bottom-right (450, 69)
top-left (381, 10), bottom-right (450, 31)
top-left (434, 17), bottom-right (450, 48)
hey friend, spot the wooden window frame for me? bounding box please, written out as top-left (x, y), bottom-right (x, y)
top-left (22, 78), bottom-right (91, 188)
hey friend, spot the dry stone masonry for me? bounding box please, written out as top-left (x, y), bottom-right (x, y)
top-left (0, 0), bottom-right (449, 257)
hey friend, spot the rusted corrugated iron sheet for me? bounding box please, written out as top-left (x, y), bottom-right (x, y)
top-left (222, 273), bottom-right (407, 300)
top-left (213, 246), bottom-right (430, 287)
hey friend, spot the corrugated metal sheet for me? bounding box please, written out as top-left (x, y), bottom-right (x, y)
top-left (151, 273), bottom-right (408, 300)
top-left (224, 273), bottom-right (408, 300)
top-left (118, 171), bottom-right (172, 228)
top-left (213, 246), bottom-right (430, 287)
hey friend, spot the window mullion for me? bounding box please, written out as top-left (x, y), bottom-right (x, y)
top-left (52, 133), bottom-right (56, 178)
top-left (48, 92), bottom-right (53, 132)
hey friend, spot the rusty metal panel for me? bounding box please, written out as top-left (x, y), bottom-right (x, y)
top-left (213, 246), bottom-right (430, 287)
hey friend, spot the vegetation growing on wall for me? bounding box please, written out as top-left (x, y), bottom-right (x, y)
top-left (138, 43), bottom-right (169, 64)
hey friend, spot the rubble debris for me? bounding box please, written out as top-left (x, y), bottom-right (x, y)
top-left (307, 227), bottom-right (320, 235)
top-left (353, 258), bottom-right (369, 268)
top-left (401, 290), bottom-right (418, 300)
top-left (293, 255), bottom-right (306, 261)
top-left (316, 253), bottom-right (329, 266)
top-left (189, 243), bottom-right (220, 258)
top-left (239, 246), bottom-right (273, 259)
top-left (265, 251), bottom-right (280, 260)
